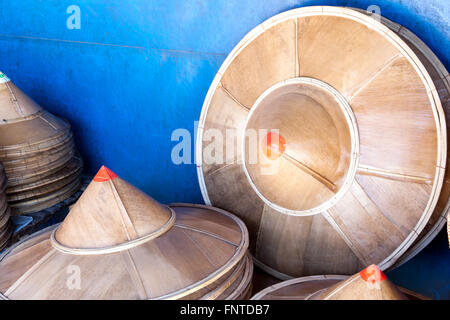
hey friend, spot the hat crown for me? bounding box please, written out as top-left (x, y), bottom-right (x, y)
top-left (53, 166), bottom-right (175, 252)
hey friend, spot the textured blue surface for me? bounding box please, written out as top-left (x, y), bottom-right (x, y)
top-left (0, 0), bottom-right (448, 299)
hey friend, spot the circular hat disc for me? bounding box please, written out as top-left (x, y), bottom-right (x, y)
top-left (197, 6), bottom-right (447, 278)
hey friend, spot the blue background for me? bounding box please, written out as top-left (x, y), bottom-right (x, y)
top-left (0, 0), bottom-right (448, 299)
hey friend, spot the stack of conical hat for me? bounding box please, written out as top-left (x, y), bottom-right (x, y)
top-left (0, 166), bottom-right (252, 300)
top-left (0, 161), bottom-right (12, 251)
top-left (251, 264), bottom-right (429, 300)
top-left (0, 71), bottom-right (82, 215)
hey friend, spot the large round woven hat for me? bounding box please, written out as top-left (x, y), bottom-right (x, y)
top-left (0, 72), bottom-right (83, 214)
top-left (251, 264), bottom-right (429, 300)
top-left (196, 6), bottom-right (448, 279)
top-left (0, 166), bottom-right (251, 300)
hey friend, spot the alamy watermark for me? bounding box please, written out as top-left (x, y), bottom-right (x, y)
top-left (66, 5), bottom-right (81, 30)
top-left (367, 5), bottom-right (381, 23)
top-left (66, 265), bottom-right (81, 290)
top-left (171, 122), bottom-right (284, 175)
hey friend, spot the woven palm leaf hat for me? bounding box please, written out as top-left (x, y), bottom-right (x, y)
top-left (196, 6), bottom-right (450, 279)
top-left (0, 71), bottom-right (83, 215)
top-left (0, 166), bottom-right (252, 300)
top-left (0, 161), bottom-right (12, 251)
top-left (251, 264), bottom-right (429, 300)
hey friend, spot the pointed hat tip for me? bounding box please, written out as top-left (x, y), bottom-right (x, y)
top-left (93, 165), bottom-right (118, 182)
top-left (359, 264), bottom-right (386, 284)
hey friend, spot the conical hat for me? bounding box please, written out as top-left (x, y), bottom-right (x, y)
top-left (0, 72), bottom-right (70, 151)
top-left (0, 167), bottom-right (249, 299)
top-left (54, 166), bottom-right (175, 250)
top-left (252, 265), bottom-right (427, 300)
top-left (0, 72), bottom-right (41, 120)
top-left (196, 6), bottom-right (447, 279)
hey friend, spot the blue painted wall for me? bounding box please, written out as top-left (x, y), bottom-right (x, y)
top-left (0, 0), bottom-right (448, 298)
